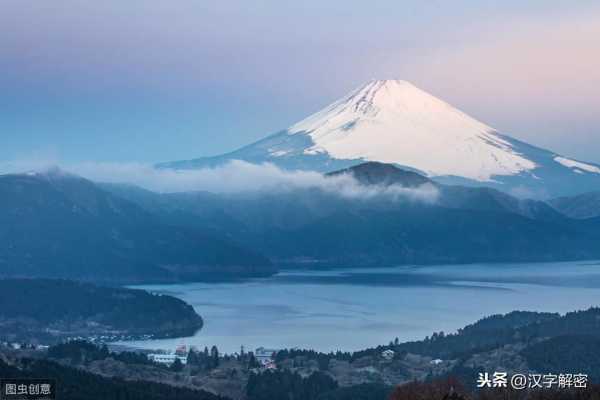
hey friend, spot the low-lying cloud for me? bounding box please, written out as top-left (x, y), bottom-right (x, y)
top-left (0, 159), bottom-right (439, 203)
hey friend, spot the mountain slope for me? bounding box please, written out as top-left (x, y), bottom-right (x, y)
top-left (0, 170), bottom-right (274, 283)
top-left (548, 191), bottom-right (600, 219)
top-left (259, 207), bottom-right (599, 266)
top-left (326, 161), bottom-right (431, 188)
top-left (103, 163), bottom-right (600, 268)
top-left (324, 162), bottom-right (565, 221)
top-left (159, 80), bottom-right (600, 198)
top-left (0, 279), bottom-right (204, 342)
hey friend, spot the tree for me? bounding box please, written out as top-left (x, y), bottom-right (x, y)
top-left (210, 345), bottom-right (219, 369)
top-left (248, 353), bottom-right (260, 369)
top-left (100, 344), bottom-right (110, 358)
top-left (187, 349), bottom-right (199, 366)
top-left (389, 378), bottom-right (465, 400)
top-left (170, 358), bottom-right (184, 372)
top-left (246, 370), bottom-right (337, 400)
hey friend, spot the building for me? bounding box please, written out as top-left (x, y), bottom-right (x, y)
top-left (255, 347), bottom-right (280, 365)
top-left (264, 360), bottom-right (277, 370)
top-left (175, 344), bottom-right (187, 356)
top-left (148, 353), bottom-right (188, 366)
top-left (381, 349), bottom-right (395, 360)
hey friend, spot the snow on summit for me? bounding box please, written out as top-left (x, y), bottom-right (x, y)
top-left (288, 80), bottom-right (536, 181)
top-left (159, 79), bottom-right (600, 198)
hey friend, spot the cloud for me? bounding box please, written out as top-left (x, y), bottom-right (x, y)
top-left (0, 158), bottom-right (439, 202)
top-left (319, 173), bottom-right (440, 203)
top-left (73, 160), bottom-right (324, 193)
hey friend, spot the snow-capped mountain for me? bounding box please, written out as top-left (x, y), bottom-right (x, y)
top-left (159, 80), bottom-right (600, 198)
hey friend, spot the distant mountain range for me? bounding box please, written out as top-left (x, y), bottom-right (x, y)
top-left (548, 191), bottom-right (600, 219)
top-left (102, 162), bottom-right (600, 269)
top-left (158, 80), bottom-right (600, 198)
top-left (0, 169), bottom-right (273, 283)
top-left (3, 163), bottom-right (599, 282)
top-left (329, 162), bottom-right (565, 222)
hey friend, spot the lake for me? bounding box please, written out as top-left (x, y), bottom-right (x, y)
top-left (121, 261), bottom-right (600, 354)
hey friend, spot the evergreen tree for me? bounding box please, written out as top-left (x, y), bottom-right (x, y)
top-left (170, 358), bottom-right (184, 372)
top-left (248, 353), bottom-right (260, 369)
top-left (246, 370), bottom-right (337, 400)
top-left (210, 345), bottom-right (219, 368)
top-left (187, 349), bottom-right (199, 365)
top-left (100, 344), bottom-right (110, 358)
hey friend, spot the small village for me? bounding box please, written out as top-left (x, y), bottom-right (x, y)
top-left (140, 342), bottom-right (453, 384)
top-left (147, 345), bottom-right (283, 371)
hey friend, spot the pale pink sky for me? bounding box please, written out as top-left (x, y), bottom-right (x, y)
top-left (1, 1), bottom-right (599, 163)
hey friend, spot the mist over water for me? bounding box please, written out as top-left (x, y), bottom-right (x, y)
top-left (122, 261), bottom-right (600, 354)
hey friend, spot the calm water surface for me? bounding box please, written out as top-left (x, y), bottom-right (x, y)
top-left (121, 261), bottom-right (600, 354)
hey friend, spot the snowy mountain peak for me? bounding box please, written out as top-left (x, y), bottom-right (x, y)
top-left (288, 80), bottom-right (535, 181)
top-left (159, 79), bottom-right (600, 198)
top-left (326, 79), bottom-right (461, 117)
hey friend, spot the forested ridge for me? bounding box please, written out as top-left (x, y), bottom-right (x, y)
top-left (0, 279), bottom-right (203, 342)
